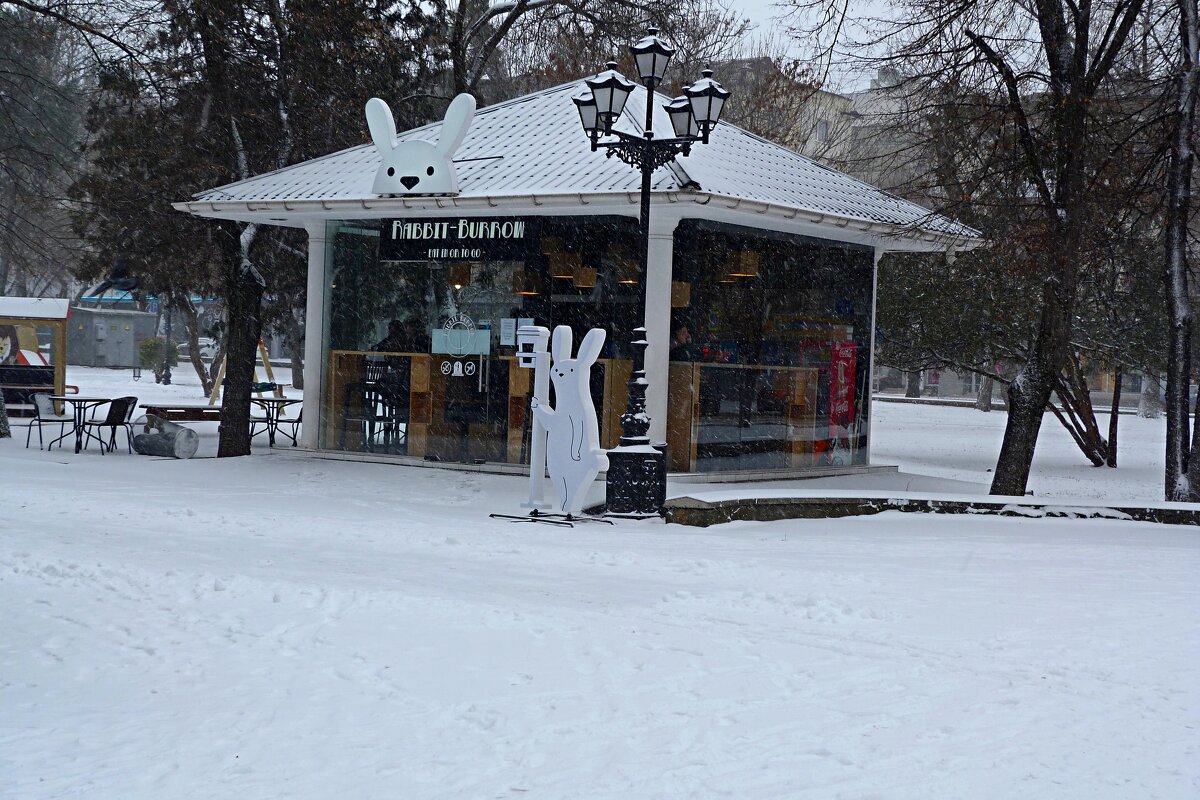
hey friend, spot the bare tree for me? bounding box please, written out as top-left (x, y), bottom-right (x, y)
top-left (1165, 0), bottom-right (1199, 499)
top-left (1, 0), bottom-right (169, 300)
top-left (787, 0), bottom-right (1155, 495)
top-left (446, 0), bottom-right (665, 97)
top-left (0, 9), bottom-right (91, 298)
top-left (476, 0), bottom-right (750, 102)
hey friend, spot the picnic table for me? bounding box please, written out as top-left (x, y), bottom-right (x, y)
top-left (140, 402), bottom-right (223, 422)
top-left (140, 398), bottom-right (302, 447)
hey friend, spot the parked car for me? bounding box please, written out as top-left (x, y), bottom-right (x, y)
top-left (178, 337), bottom-right (217, 361)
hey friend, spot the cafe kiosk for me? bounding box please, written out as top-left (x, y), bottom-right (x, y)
top-left (176, 81), bottom-right (979, 478)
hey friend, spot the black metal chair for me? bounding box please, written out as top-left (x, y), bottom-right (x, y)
top-left (364, 360), bottom-right (387, 384)
top-left (26, 393), bottom-right (71, 450)
top-left (248, 403), bottom-right (272, 442)
top-left (340, 383), bottom-right (384, 452)
top-left (278, 407), bottom-right (302, 447)
top-left (82, 396), bottom-right (137, 454)
top-left (339, 359), bottom-right (410, 454)
top-left (373, 362), bottom-right (410, 453)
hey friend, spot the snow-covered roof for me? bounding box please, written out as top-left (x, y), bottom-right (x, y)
top-left (0, 297), bottom-right (71, 321)
top-left (180, 81), bottom-right (980, 247)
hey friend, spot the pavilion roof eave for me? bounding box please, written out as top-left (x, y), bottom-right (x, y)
top-left (169, 189), bottom-right (983, 255)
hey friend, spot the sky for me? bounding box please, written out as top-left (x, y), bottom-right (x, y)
top-left (731, 0), bottom-right (889, 93)
top-left (738, 0), bottom-right (794, 31)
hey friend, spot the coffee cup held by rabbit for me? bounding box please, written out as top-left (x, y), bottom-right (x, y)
top-left (366, 94), bottom-right (476, 196)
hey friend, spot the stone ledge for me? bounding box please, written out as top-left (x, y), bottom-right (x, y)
top-left (664, 494), bottom-right (1200, 528)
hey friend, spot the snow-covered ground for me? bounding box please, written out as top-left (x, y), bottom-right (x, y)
top-left (2, 367), bottom-right (1197, 798)
top-left (870, 401), bottom-right (1167, 503)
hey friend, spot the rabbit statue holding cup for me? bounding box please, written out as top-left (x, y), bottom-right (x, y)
top-left (530, 326), bottom-right (609, 517)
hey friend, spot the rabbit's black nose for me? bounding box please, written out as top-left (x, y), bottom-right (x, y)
top-left (401, 175), bottom-right (420, 189)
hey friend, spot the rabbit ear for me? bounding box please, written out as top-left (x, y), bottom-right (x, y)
top-left (576, 328), bottom-right (606, 365)
top-left (365, 98), bottom-right (397, 154)
top-left (551, 325), bottom-right (573, 363)
top-left (435, 93), bottom-right (476, 158)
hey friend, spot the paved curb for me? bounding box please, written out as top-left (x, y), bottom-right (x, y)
top-left (872, 394), bottom-right (1149, 414)
top-left (664, 494), bottom-right (1200, 528)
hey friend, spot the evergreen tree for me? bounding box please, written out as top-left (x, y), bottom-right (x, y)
top-left (0, 391), bottom-right (10, 439)
top-left (71, 0), bottom-right (442, 453)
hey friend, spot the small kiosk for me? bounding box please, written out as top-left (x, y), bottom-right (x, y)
top-left (0, 297), bottom-right (70, 412)
top-left (176, 81), bottom-right (979, 477)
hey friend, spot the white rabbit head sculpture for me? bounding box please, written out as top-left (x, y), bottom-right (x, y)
top-left (530, 326), bottom-right (609, 516)
top-left (365, 93), bottom-right (476, 195)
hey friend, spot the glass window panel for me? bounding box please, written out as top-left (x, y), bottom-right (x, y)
top-left (669, 219), bottom-right (873, 472)
top-left (322, 216), bottom-right (639, 463)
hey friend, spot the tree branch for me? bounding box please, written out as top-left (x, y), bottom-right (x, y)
top-left (964, 28), bottom-right (1057, 212)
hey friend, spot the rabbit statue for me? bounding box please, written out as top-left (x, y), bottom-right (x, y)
top-left (530, 326), bottom-right (609, 516)
top-left (365, 93), bottom-right (476, 195)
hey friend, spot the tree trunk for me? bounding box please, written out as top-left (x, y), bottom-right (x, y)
top-left (1051, 360), bottom-right (1109, 466)
top-left (991, 246), bottom-right (1080, 495)
top-left (1189, 378), bottom-right (1200, 493)
top-left (1164, 0), bottom-right (1199, 500)
top-left (288, 340), bottom-right (304, 390)
top-left (0, 188), bottom-right (17, 296)
top-left (905, 370), bottom-right (922, 398)
top-left (1107, 370), bottom-right (1121, 468)
top-left (180, 298), bottom-right (214, 396)
top-left (975, 375), bottom-right (994, 411)
top-left (1139, 371), bottom-right (1163, 418)
top-left (217, 242), bottom-right (264, 457)
top-left (992, 363), bottom-right (1054, 495)
top-left (0, 391), bottom-right (10, 439)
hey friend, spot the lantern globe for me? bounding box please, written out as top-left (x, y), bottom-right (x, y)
top-left (664, 95), bottom-right (699, 138)
top-left (584, 62), bottom-right (636, 130)
top-left (684, 68), bottom-right (731, 135)
top-left (630, 26), bottom-right (674, 83)
top-left (573, 91), bottom-right (600, 135)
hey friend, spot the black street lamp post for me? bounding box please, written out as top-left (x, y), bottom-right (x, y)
top-left (573, 27), bottom-right (730, 516)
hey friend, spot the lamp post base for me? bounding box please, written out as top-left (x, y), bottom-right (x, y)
top-left (605, 444), bottom-right (667, 516)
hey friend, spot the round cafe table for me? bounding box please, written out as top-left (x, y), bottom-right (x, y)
top-left (48, 396), bottom-right (113, 454)
top-left (251, 397), bottom-right (303, 447)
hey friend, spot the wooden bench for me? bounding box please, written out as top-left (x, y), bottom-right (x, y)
top-left (1, 364), bottom-right (56, 407)
top-left (141, 403), bottom-right (224, 422)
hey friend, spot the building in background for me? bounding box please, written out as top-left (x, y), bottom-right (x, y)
top-left (66, 305), bottom-right (157, 369)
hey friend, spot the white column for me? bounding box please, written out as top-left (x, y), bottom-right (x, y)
top-left (644, 213), bottom-right (680, 444)
top-left (300, 221), bottom-right (328, 449)
top-left (865, 247), bottom-right (881, 465)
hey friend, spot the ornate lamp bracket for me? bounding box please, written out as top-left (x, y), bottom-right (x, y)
top-left (600, 138), bottom-right (693, 172)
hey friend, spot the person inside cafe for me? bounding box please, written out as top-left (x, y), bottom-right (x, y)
top-left (669, 322), bottom-right (700, 362)
top-left (400, 318), bottom-right (429, 353)
top-left (372, 319), bottom-right (406, 353)
top-left (375, 318), bottom-right (431, 354)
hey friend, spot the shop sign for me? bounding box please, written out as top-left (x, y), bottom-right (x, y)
top-left (380, 217), bottom-right (528, 262)
top-left (432, 312), bottom-right (490, 358)
top-left (829, 341), bottom-right (857, 427)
